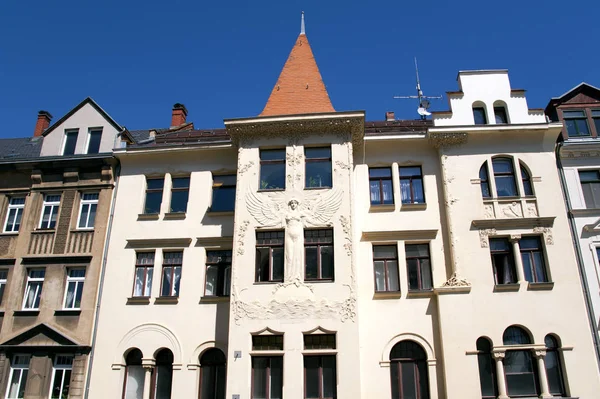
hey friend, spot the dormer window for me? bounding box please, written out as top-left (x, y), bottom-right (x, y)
top-left (62, 130), bottom-right (78, 156)
top-left (494, 107), bottom-right (508, 124)
top-left (86, 128), bottom-right (102, 154)
top-left (473, 106), bottom-right (488, 125)
top-left (563, 110), bottom-right (590, 137)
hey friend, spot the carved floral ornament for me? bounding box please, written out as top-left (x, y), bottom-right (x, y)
top-left (428, 132), bottom-right (468, 149)
top-left (479, 227), bottom-right (553, 248)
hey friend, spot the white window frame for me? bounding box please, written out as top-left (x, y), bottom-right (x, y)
top-left (5, 354), bottom-right (30, 399)
top-left (0, 269), bottom-right (8, 305)
top-left (3, 197), bottom-right (25, 233)
top-left (63, 268), bottom-right (85, 310)
top-left (39, 194), bottom-right (61, 230)
top-left (22, 269), bottom-right (45, 310)
top-left (48, 355), bottom-right (73, 399)
top-left (85, 128), bottom-right (103, 154)
top-left (77, 193), bottom-right (99, 230)
top-left (61, 129), bottom-right (79, 156)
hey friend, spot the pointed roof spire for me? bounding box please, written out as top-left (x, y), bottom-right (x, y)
top-left (259, 14), bottom-right (335, 117)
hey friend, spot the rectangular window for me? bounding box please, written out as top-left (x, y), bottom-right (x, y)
top-left (304, 356), bottom-right (337, 399)
top-left (473, 107), bottom-right (487, 125)
top-left (205, 250), bottom-right (232, 297)
top-left (6, 355), bottom-right (30, 399)
top-left (133, 252), bottom-right (154, 297)
top-left (49, 355), bottom-right (73, 399)
top-left (399, 166), bottom-right (425, 204)
top-left (63, 269), bottom-right (85, 309)
top-left (252, 335), bottom-right (284, 351)
top-left (519, 237), bottom-right (548, 283)
top-left (161, 251), bottom-right (183, 297)
top-left (579, 170), bottom-right (600, 208)
top-left (144, 177), bottom-right (164, 214)
top-left (39, 194), bottom-right (61, 229)
top-left (406, 243), bottom-right (432, 291)
top-left (373, 245), bottom-right (399, 292)
top-left (564, 110), bottom-right (590, 137)
top-left (304, 334), bottom-right (336, 350)
top-left (0, 269), bottom-right (7, 305)
top-left (86, 129), bottom-right (102, 154)
top-left (23, 269), bottom-right (45, 310)
top-left (211, 174), bottom-right (236, 212)
top-left (305, 147), bottom-right (332, 189)
top-left (170, 177), bottom-right (190, 213)
top-left (77, 193), bottom-right (98, 229)
top-left (252, 357), bottom-right (283, 399)
top-left (62, 130), bottom-right (78, 156)
top-left (369, 167), bottom-right (393, 205)
top-left (3, 197), bottom-right (25, 233)
top-left (260, 149), bottom-right (286, 190)
top-left (305, 229), bottom-right (334, 281)
top-left (490, 238), bottom-right (517, 284)
top-left (256, 231), bottom-right (284, 282)
top-left (593, 110), bottom-right (600, 136)
top-left (494, 107), bottom-right (508, 124)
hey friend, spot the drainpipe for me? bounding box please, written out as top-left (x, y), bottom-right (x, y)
top-left (555, 141), bottom-right (600, 371)
top-left (84, 158), bottom-right (121, 398)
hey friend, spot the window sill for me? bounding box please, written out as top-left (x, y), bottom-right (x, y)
top-left (304, 186), bottom-right (332, 190)
top-left (14, 310), bottom-right (40, 316)
top-left (200, 296), bottom-right (230, 303)
top-left (254, 281), bottom-right (284, 285)
top-left (74, 228), bottom-right (95, 232)
top-left (126, 296), bottom-right (150, 305)
top-left (373, 291), bottom-right (401, 299)
top-left (137, 213), bottom-right (159, 221)
top-left (206, 210), bottom-right (235, 216)
top-left (494, 283), bottom-right (520, 292)
top-left (400, 203), bottom-right (427, 211)
top-left (406, 289), bottom-right (434, 298)
top-left (54, 309), bottom-right (81, 316)
top-left (32, 229), bottom-right (56, 234)
top-left (369, 204), bottom-right (395, 212)
top-left (304, 279), bottom-right (334, 283)
top-left (0, 232), bottom-right (19, 236)
top-left (257, 188), bottom-right (285, 193)
top-left (164, 212), bottom-right (186, 220)
top-left (155, 296), bottom-right (179, 305)
top-left (527, 281), bottom-right (554, 291)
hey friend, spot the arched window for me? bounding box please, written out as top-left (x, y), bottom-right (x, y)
top-left (123, 349), bottom-right (144, 399)
top-left (492, 157), bottom-right (518, 197)
top-left (520, 163), bottom-right (534, 196)
top-left (502, 327), bottom-right (539, 397)
top-left (473, 103), bottom-right (488, 125)
top-left (544, 335), bottom-right (565, 396)
top-left (390, 340), bottom-right (429, 399)
top-left (479, 164), bottom-right (491, 198)
top-left (476, 338), bottom-right (497, 399)
top-left (199, 349), bottom-right (226, 399)
top-left (152, 349), bottom-right (173, 399)
top-left (493, 101), bottom-right (509, 124)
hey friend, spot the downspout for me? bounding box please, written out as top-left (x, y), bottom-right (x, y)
top-left (84, 158), bottom-right (121, 398)
top-left (555, 141), bottom-right (600, 370)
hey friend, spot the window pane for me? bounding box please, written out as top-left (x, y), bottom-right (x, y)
top-left (78, 204), bottom-right (89, 228)
top-left (134, 268), bottom-right (146, 296)
top-left (374, 245), bottom-right (397, 258)
top-left (399, 167), bottom-right (421, 177)
top-left (260, 163), bottom-right (285, 190)
top-left (407, 259), bottom-right (419, 290)
top-left (478, 352), bottom-right (496, 397)
top-left (420, 259), bottom-right (432, 290)
top-left (272, 248), bottom-right (284, 281)
top-left (205, 266), bottom-right (218, 296)
top-left (545, 351), bottom-right (564, 395)
top-left (145, 192), bottom-right (162, 214)
top-left (322, 356), bottom-right (336, 398)
top-left (213, 175), bottom-right (237, 186)
top-left (495, 107), bottom-right (508, 124)
top-left (270, 357), bottom-right (283, 399)
top-left (381, 180), bottom-right (394, 204)
top-left (305, 247), bottom-right (318, 279)
top-left (387, 260), bottom-right (399, 291)
top-left (576, 118), bottom-right (590, 135)
top-left (162, 267), bottom-right (173, 296)
top-left (171, 177), bottom-right (189, 189)
top-left (369, 168), bottom-right (392, 178)
top-left (170, 191), bottom-right (189, 213)
top-left (155, 364), bottom-right (173, 399)
top-left (473, 107), bottom-right (487, 125)
top-left (124, 366), bottom-right (144, 399)
top-left (391, 362), bottom-right (400, 399)
top-left (321, 246), bottom-right (334, 280)
top-left (370, 181), bottom-right (381, 204)
top-left (63, 133), bottom-right (77, 155)
top-left (594, 118), bottom-right (600, 137)
top-left (304, 357), bottom-right (320, 399)
top-left (406, 244), bottom-right (429, 257)
top-left (252, 358), bottom-right (268, 399)
top-left (533, 252), bottom-right (547, 282)
top-left (256, 248), bottom-right (270, 282)
top-left (260, 149), bottom-right (286, 161)
top-left (306, 161), bottom-right (332, 188)
top-left (374, 261), bottom-right (386, 291)
top-left (87, 130), bottom-right (102, 154)
top-left (212, 187), bottom-right (236, 212)
top-left (412, 178), bottom-right (424, 203)
top-left (147, 179), bottom-right (164, 190)
top-left (305, 147), bottom-right (331, 159)
top-left (495, 176), bottom-right (518, 197)
top-left (401, 362), bottom-right (417, 399)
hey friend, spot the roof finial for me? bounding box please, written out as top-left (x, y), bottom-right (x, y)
top-left (300, 11), bottom-right (305, 35)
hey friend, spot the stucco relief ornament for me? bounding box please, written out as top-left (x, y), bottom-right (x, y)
top-left (236, 220), bottom-right (250, 256)
top-left (527, 203), bottom-right (538, 217)
top-left (484, 204), bottom-right (494, 219)
top-left (479, 228), bottom-right (497, 248)
top-left (238, 161), bottom-right (254, 176)
top-left (441, 272), bottom-right (471, 287)
top-left (533, 227), bottom-right (554, 245)
top-left (502, 202), bottom-right (522, 218)
top-left (246, 189), bottom-right (343, 283)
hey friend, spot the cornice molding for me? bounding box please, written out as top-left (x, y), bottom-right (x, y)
top-left (195, 236), bottom-right (234, 249)
top-left (126, 238), bottom-right (192, 249)
top-left (361, 229), bottom-right (438, 242)
top-left (471, 217), bottom-right (555, 229)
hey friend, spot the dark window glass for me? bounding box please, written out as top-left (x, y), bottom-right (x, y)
top-left (144, 178), bottom-right (164, 214)
top-left (473, 107), bottom-right (487, 125)
top-left (256, 231), bottom-right (284, 282)
top-left (505, 350), bottom-right (538, 397)
top-left (476, 338), bottom-right (497, 399)
top-left (252, 357), bottom-right (283, 399)
top-left (492, 157), bottom-right (518, 197)
top-left (479, 164), bottom-right (491, 198)
top-left (63, 131), bottom-right (78, 155)
top-left (490, 238), bottom-right (517, 285)
top-left (0, 269), bottom-right (7, 305)
top-left (205, 251), bottom-right (232, 297)
top-left (87, 129), bottom-right (102, 154)
top-left (406, 244), bottom-right (432, 291)
top-left (124, 349), bottom-right (143, 399)
top-left (503, 326), bottom-right (532, 345)
top-left (520, 165), bottom-right (533, 196)
top-left (593, 110), bottom-right (600, 137)
top-left (199, 349), bottom-right (226, 399)
top-left (494, 107), bottom-right (508, 124)
top-left (40, 194), bottom-right (61, 229)
top-left (304, 356), bottom-right (336, 399)
top-left (133, 252), bottom-right (154, 297)
top-left (170, 177), bottom-right (190, 213)
top-left (544, 335), bottom-right (565, 396)
top-left (563, 110), bottom-right (590, 136)
top-left (152, 349), bottom-right (173, 399)
top-left (305, 147), bottom-right (332, 188)
top-left (252, 335), bottom-right (284, 351)
top-left (369, 167), bottom-right (393, 205)
top-left (161, 252), bottom-right (182, 297)
top-left (50, 355), bottom-right (73, 399)
top-left (211, 175), bottom-right (236, 212)
top-left (305, 230), bottom-right (334, 281)
top-left (389, 341), bottom-right (429, 399)
top-left (399, 166), bottom-right (425, 204)
top-left (260, 149), bottom-right (286, 190)
top-left (579, 170), bottom-right (600, 208)
top-left (373, 245), bottom-right (399, 292)
top-left (519, 237), bottom-right (548, 283)
top-left (304, 334), bottom-right (336, 350)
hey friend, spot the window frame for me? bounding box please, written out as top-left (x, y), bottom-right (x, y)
top-left (494, 106), bottom-right (508, 124)
top-left (489, 238), bottom-right (517, 285)
top-left (563, 109), bottom-right (590, 137)
top-left (399, 166), bottom-right (425, 204)
top-left (199, 348), bottom-right (227, 399)
top-left (86, 128), bottom-right (103, 154)
top-left (519, 236), bottom-right (548, 283)
top-left (0, 269), bottom-right (7, 306)
top-left (544, 335), bottom-right (566, 397)
top-left (160, 251), bottom-right (183, 297)
top-left (132, 252), bottom-right (155, 298)
top-left (38, 194), bottom-right (61, 230)
top-left (305, 146), bottom-right (332, 189)
top-left (22, 269), bottom-right (45, 310)
top-left (592, 109), bottom-right (600, 137)
top-left (259, 149), bottom-right (286, 191)
top-left (255, 231), bottom-right (285, 283)
top-left (143, 177), bottom-right (164, 215)
top-left (5, 354), bottom-right (30, 399)
top-left (77, 192), bottom-right (99, 230)
top-left (204, 250), bottom-right (232, 297)
top-left (473, 106), bottom-right (488, 125)
top-left (251, 355), bottom-right (284, 399)
top-left (122, 349), bottom-right (144, 399)
top-left (372, 245), bottom-right (400, 293)
top-left (304, 229), bottom-right (334, 282)
top-left (579, 169), bottom-right (600, 209)
top-left (62, 268), bottom-right (86, 310)
top-left (211, 174), bottom-right (237, 212)
top-left (48, 355), bottom-right (73, 399)
top-left (3, 197), bottom-right (25, 233)
top-left (62, 129), bottom-right (78, 156)
top-left (369, 167), bottom-right (394, 206)
top-left (476, 338), bottom-right (498, 399)
top-left (492, 157), bottom-right (518, 197)
top-left (303, 354), bottom-right (337, 399)
top-left (389, 341), bottom-right (430, 399)
top-left (479, 164), bottom-right (491, 199)
top-left (520, 164), bottom-right (534, 197)
top-left (169, 176), bottom-right (190, 213)
top-left (405, 243), bottom-right (432, 291)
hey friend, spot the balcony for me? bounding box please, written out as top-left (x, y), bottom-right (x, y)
top-left (28, 230), bottom-right (55, 255)
top-left (66, 230), bottom-right (94, 254)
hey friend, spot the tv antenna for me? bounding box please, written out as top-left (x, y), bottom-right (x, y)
top-left (394, 57), bottom-right (442, 120)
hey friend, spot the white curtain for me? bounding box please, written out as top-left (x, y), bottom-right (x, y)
top-left (65, 283), bottom-right (75, 308)
top-left (400, 179), bottom-right (411, 202)
top-left (125, 366), bottom-right (144, 399)
top-left (172, 268), bottom-right (181, 296)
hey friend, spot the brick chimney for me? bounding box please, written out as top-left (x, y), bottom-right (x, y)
top-left (385, 111), bottom-right (395, 122)
top-left (171, 103), bottom-right (188, 127)
top-left (34, 110), bottom-right (53, 137)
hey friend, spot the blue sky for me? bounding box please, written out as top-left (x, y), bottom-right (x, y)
top-left (1, 0), bottom-right (598, 137)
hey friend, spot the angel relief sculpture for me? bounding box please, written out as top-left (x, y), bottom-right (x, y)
top-left (246, 189), bottom-right (343, 283)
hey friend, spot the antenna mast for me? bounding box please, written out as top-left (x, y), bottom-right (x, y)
top-left (394, 57), bottom-right (442, 120)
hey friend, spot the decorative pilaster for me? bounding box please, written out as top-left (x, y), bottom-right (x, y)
top-left (534, 350), bottom-right (552, 398)
top-left (142, 359), bottom-right (155, 399)
top-left (492, 352), bottom-right (509, 399)
top-left (509, 234), bottom-right (525, 283)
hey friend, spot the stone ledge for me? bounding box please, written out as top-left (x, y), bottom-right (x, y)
top-left (137, 213), bottom-right (159, 221)
top-left (163, 212), bottom-right (186, 220)
top-left (527, 281), bottom-right (554, 291)
top-left (155, 296), bottom-right (179, 305)
top-left (54, 309), bottom-right (81, 316)
top-left (126, 297), bottom-right (150, 305)
top-left (494, 283), bottom-right (520, 292)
